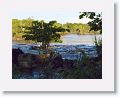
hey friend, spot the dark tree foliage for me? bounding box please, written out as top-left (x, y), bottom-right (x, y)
top-left (79, 12), bottom-right (102, 34)
top-left (22, 20), bottom-right (65, 49)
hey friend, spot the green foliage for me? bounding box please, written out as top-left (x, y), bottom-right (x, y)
top-left (22, 20), bottom-right (65, 49)
top-left (58, 55), bottom-right (102, 79)
top-left (12, 64), bottom-right (21, 79)
top-left (79, 12), bottom-right (102, 34)
top-left (94, 36), bottom-right (102, 59)
top-left (12, 18), bottom-right (33, 40)
top-left (63, 23), bottom-right (97, 35)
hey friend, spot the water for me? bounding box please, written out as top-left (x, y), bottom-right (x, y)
top-left (51, 34), bottom-right (102, 60)
top-left (13, 34), bottom-right (102, 46)
top-left (12, 34), bottom-right (102, 60)
top-left (61, 34), bottom-right (102, 45)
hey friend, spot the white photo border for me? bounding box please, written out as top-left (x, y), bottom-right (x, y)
top-left (0, 0), bottom-right (114, 91)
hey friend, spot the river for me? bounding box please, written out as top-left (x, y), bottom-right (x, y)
top-left (13, 34), bottom-right (102, 45)
top-left (61, 34), bottom-right (102, 45)
top-left (13, 34), bottom-right (102, 59)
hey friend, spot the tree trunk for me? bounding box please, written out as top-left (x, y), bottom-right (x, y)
top-left (42, 42), bottom-right (50, 54)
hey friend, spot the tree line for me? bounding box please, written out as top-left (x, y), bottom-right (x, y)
top-left (12, 18), bottom-right (100, 41)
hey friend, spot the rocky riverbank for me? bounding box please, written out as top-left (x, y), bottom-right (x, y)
top-left (12, 43), bottom-right (102, 79)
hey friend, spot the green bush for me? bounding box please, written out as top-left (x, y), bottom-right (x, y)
top-left (94, 36), bottom-right (102, 59)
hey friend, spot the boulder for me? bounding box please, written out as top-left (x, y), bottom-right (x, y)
top-left (63, 59), bottom-right (74, 69)
top-left (12, 48), bottom-right (24, 65)
top-left (49, 52), bottom-right (63, 69)
top-left (18, 54), bottom-right (41, 69)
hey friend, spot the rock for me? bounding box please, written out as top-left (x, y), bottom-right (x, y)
top-left (61, 53), bottom-right (82, 60)
top-left (12, 44), bottom-right (40, 55)
top-left (49, 52), bottom-right (63, 69)
top-left (63, 59), bottom-right (74, 69)
top-left (51, 44), bottom-right (98, 60)
top-left (12, 48), bottom-right (24, 65)
top-left (32, 71), bottom-right (46, 79)
top-left (18, 54), bottom-right (41, 69)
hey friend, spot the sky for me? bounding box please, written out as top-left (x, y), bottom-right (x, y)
top-left (12, 11), bottom-right (91, 24)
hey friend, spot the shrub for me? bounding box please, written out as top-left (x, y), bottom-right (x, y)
top-left (94, 36), bottom-right (102, 59)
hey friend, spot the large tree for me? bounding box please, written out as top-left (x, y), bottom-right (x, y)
top-left (22, 20), bottom-right (65, 49)
top-left (79, 12), bottom-right (102, 34)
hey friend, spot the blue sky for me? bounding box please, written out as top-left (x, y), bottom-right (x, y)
top-left (13, 11), bottom-right (91, 24)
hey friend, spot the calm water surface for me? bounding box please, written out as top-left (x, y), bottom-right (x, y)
top-left (61, 34), bottom-right (102, 45)
top-left (13, 34), bottom-right (102, 46)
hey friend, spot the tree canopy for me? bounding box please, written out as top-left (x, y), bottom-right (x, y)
top-left (79, 12), bottom-right (102, 33)
top-left (22, 20), bottom-right (65, 49)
